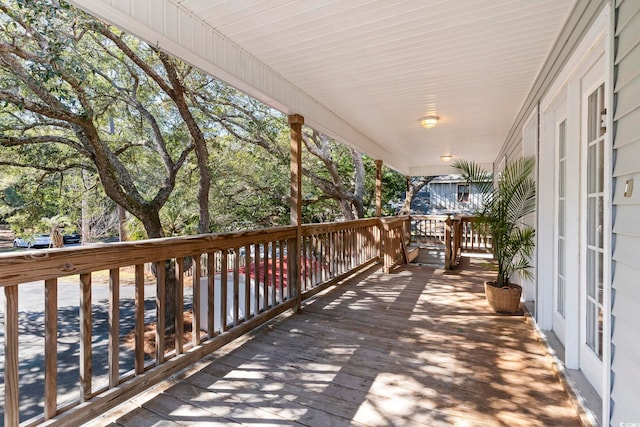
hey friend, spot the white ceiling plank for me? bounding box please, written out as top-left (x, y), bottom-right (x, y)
top-left (68, 0), bottom-right (575, 175)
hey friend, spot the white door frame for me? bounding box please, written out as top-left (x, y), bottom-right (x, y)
top-left (538, 3), bottom-right (611, 407)
top-left (579, 56), bottom-right (607, 395)
top-left (521, 107), bottom-right (538, 303)
top-left (554, 99), bottom-right (568, 346)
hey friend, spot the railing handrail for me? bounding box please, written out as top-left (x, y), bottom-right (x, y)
top-left (408, 214), bottom-right (452, 220)
top-left (301, 217), bottom-right (379, 235)
top-left (0, 226), bottom-right (299, 286)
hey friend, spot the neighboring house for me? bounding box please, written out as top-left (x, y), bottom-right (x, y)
top-left (494, 2), bottom-right (640, 424)
top-left (427, 175), bottom-right (488, 214)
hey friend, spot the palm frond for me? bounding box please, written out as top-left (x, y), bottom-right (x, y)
top-left (452, 156), bottom-right (536, 285)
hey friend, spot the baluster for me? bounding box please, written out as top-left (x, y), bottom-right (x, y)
top-left (255, 243), bottom-right (261, 314)
top-left (271, 241), bottom-right (277, 305)
top-left (192, 254), bottom-right (201, 346)
top-left (175, 258), bottom-right (184, 354)
top-left (207, 252), bottom-right (215, 337)
top-left (301, 236), bottom-right (307, 291)
top-left (278, 240), bottom-right (285, 302)
top-left (233, 249), bottom-right (240, 325)
top-left (262, 243), bottom-right (268, 309)
top-left (108, 270), bottom-right (119, 388)
top-left (45, 278), bottom-right (58, 419)
top-left (135, 264), bottom-right (145, 374)
top-left (156, 262), bottom-right (166, 363)
top-left (79, 273), bottom-right (92, 401)
top-left (244, 244), bottom-right (251, 320)
top-left (4, 285), bottom-right (19, 426)
top-left (221, 250), bottom-right (229, 331)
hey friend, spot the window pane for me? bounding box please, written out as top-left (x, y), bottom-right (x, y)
top-left (557, 276), bottom-right (565, 317)
top-left (559, 160), bottom-right (566, 198)
top-left (558, 200), bottom-right (565, 237)
top-left (587, 250), bottom-right (596, 299)
top-left (598, 84), bottom-right (606, 138)
top-left (558, 238), bottom-right (565, 276)
top-left (588, 91), bottom-right (598, 142)
top-left (598, 196), bottom-right (604, 249)
top-left (587, 197), bottom-right (596, 246)
top-left (559, 120), bottom-right (566, 157)
top-left (597, 306), bottom-right (604, 359)
top-left (588, 144), bottom-right (597, 193)
top-left (598, 140), bottom-right (604, 193)
top-left (587, 301), bottom-right (596, 351)
top-left (598, 252), bottom-right (604, 305)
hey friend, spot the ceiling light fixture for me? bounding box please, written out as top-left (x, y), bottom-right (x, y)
top-left (420, 115), bottom-right (439, 129)
top-left (440, 155), bottom-right (452, 162)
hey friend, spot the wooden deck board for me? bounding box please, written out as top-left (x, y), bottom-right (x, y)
top-left (96, 258), bottom-right (583, 427)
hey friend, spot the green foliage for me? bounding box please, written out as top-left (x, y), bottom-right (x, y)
top-left (0, 0), bottom-right (407, 238)
top-left (0, 166), bottom-right (72, 234)
top-left (208, 134), bottom-right (291, 231)
top-left (453, 157), bottom-right (536, 287)
top-left (381, 166), bottom-right (406, 216)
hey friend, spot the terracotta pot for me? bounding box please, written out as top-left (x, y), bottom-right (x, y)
top-left (484, 281), bottom-right (522, 314)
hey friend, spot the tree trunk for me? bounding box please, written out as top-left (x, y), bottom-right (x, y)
top-left (81, 169), bottom-right (91, 245)
top-left (117, 204), bottom-right (127, 242)
top-left (399, 177), bottom-right (434, 215)
top-left (141, 213), bottom-right (178, 333)
top-left (339, 200), bottom-right (355, 220)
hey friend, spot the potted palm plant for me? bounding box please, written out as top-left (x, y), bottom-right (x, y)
top-left (452, 157), bottom-right (536, 313)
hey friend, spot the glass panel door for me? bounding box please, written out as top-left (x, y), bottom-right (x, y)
top-left (585, 84), bottom-right (605, 360)
top-left (556, 119), bottom-right (567, 319)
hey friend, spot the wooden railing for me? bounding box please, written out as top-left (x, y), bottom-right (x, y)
top-left (379, 216), bottom-right (411, 273)
top-left (410, 215), bottom-right (449, 246)
top-left (458, 216), bottom-right (492, 252)
top-left (301, 219), bottom-right (380, 296)
top-left (0, 215), bottom-right (486, 426)
top-left (410, 215), bottom-right (491, 270)
top-left (0, 219), bottom-right (381, 427)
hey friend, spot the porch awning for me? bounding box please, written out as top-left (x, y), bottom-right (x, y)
top-left (67, 0), bottom-right (574, 175)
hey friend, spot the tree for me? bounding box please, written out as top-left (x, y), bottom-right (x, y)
top-left (398, 176), bottom-right (435, 215)
top-left (0, 0), bottom-right (218, 329)
top-left (302, 130), bottom-right (366, 220)
top-left (42, 214), bottom-right (68, 248)
top-left (0, 1), bottom-right (198, 238)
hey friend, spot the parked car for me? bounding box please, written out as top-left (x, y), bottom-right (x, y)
top-left (13, 234), bottom-right (51, 248)
top-left (63, 232), bottom-right (81, 244)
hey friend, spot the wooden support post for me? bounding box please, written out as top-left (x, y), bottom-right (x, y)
top-left (375, 160), bottom-right (384, 261)
top-left (375, 160), bottom-right (383, 217)
top-left (289, 114), bottom-right (304, 313)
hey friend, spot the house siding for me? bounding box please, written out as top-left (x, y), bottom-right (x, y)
top-left (428, 181), bottom-right (485, 213)
top-left (495, 0), bottom-right (608, 166)
top-left (611, 0), bottom-right (640, 424)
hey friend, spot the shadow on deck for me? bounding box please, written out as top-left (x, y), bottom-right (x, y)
top-left (89, 257), bottom-right (582, 427)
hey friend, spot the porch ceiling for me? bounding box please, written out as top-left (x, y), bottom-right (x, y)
top-left (68, 0), bottom-right (575, 175)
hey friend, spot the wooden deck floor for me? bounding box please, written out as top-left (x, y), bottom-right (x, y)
top-left (92, 257), bottom-right (583, 427)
